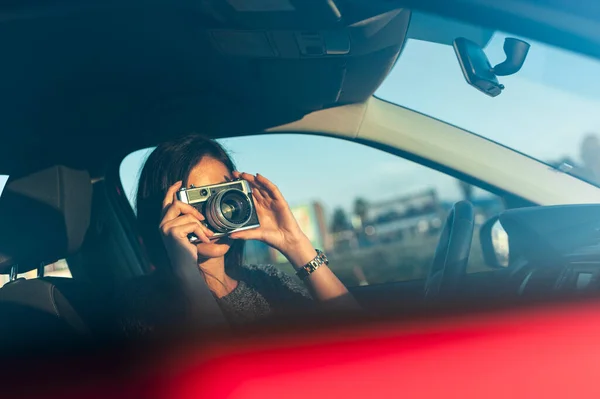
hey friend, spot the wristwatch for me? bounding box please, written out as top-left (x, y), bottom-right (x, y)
top-left (296, 249), bottom-right (329, 279)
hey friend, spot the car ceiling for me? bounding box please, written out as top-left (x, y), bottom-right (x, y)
top-left (2, 0), bottom-right (600, 178)
top-left (0, 0), bottom-right (411, 178)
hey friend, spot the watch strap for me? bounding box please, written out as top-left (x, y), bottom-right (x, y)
top-left (296, 249), bottom-right (329, 279)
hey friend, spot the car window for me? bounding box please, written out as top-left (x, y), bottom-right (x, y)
top-left (377, 13), bottom-right (600, 188)
top-left (0, 175), bottom-right (7, 195)
top-left (120, 134), bottom-right (504, 287)
top-left (0, 260), bottom-right (72, 288)
top-left (0, 175), bottom-right (72, 287)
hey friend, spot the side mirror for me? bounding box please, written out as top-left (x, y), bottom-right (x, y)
top-left (479, 217), bottom-right (510, 268)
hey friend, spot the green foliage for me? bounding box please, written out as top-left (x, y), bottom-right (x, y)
top-left (353, 197), bottom-right (369, 223)
top-left (331, 207), bottom-right (350, 232)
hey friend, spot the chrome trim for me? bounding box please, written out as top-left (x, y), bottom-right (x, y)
top-left (37, 262), bottom-right (45, 278)
top-left (176, 188), bottom-right (189, 204)
top-left (206, 189), bottom-right (253, 232)
top-left (9, 264), bottom-right (18, 282)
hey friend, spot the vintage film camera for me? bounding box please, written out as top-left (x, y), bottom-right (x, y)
top-left (177, 179), bottom-right (260, 241)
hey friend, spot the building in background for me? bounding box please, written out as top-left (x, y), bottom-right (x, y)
top-left (271, 202), bottom-right (331, 263)
top-left (244, 202), bottom-right (331, 265)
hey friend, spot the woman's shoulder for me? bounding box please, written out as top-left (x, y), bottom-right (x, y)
top-left (112, 270), bottom-right (184, 337)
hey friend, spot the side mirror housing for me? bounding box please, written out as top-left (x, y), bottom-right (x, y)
top-left (479, 216), bottom-right (510, 268)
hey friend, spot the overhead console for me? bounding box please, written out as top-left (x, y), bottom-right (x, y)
top-left (195, 0), bottom-right (412, 109)
top-left (0, 0), bottom-right (497, 176)
top-left (0, 0), bottom-right (412, 176)
top-left (206, 3), bottom-right (409, 59)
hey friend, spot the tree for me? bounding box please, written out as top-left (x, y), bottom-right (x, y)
top-left (458, 180), bottom-right (474, 202)
top-left (331, 208), bottom-right (350, 233)
top-left (353, 197), bottom-right (369, 225)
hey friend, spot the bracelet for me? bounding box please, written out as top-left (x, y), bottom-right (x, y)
top-left (296, 249), bottom-right (329, 279)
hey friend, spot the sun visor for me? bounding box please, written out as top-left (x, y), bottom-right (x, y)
top-left (0, 166), bottom-right (92, 273)
top-left (206, 6), bottom-right (411, 108)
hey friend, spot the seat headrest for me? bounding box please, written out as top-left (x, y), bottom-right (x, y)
top-left (0, 166), bottom-right (92, 273)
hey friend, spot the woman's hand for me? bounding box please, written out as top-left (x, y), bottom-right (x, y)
top-left (229, 172), bottom-right (317, 268)
top-left (230, 173), bottom-right (361, 311)
top-left (160, 181), bottom-right (214, 265)
top-left (159, 182), bottom-right (227, 328)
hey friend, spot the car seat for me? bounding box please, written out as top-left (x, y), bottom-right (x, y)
top-left (0, 165), bottom-right (113, 349)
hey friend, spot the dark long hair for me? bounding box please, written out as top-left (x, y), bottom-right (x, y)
top-left (136, 134), bottom-right (245, 273)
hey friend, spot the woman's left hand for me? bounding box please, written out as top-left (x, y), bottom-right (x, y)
top-left (230, 172), bottom-right (316, 267)
top-left (231, 173), bottom-right (360, 311)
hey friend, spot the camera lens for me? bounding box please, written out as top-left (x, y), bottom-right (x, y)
top-left (205, 188), bottom-right (252, 233)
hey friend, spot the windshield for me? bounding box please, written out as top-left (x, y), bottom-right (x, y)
top-left (377, 19), bottom-right (600, 186)
top-left (0, 175), bottom-right (6, 195)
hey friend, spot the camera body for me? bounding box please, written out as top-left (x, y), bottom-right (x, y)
top-left (177, 179), bottom-right (260, 241)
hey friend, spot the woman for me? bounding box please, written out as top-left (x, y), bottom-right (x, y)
top-left (118, 134), bottom-right (359, 336)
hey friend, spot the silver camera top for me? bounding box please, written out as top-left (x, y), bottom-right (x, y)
top-left (176, 179), bottom-right (259, 237)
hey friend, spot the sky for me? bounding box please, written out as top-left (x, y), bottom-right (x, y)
top-left (5, 19), bottom-right (600, 217)
top-left (376, 32), bottom-right (600, 164)
top-left (119, 134), bottom-right (470, 215)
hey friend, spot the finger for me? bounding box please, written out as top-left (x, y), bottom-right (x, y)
top-left (239, 172), bottom-right (265, 196)
top-left (191, 225), bottom-right (212, 244)
top-left (237, 172), bottom-right (270, 205)
top-left (232, 171), bottom-right (241, 179)
top-left (162, 181), bottom-right (183, 210)
top-left (191, 224), bottom-right (212, 244)
top-left (164, 218), bottom-right (212, 243)
top-left (171, 222), bottom-right (211, 244)
top-left (161, 200), bottom-right (204, 224)
top-left (196, 217), bottom-right (214, 239)
top-left (161, 203), bottom-right (181, 222)
top-left (176, 201), bottom-right (205, 220)
top-left (239, 172), bottom-right (257, 185)
top-left (230, 228), bottom-right (263, 241)
top-left (161, 214), bottom-right (213, 237)
top-left (255, 173), bottom-right (283, 200)
top-left (196, 220), bottom-right (214, 238)
top-left (250, 185), bottom-right (266, 204)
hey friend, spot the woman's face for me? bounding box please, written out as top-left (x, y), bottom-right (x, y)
top-left (186, 156), bottom-right (234, 261)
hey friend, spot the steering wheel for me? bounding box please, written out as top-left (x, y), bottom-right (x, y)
top-left (424, 201), bottom-right (475, 301)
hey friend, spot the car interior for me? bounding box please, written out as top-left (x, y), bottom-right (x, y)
top-left (3, 0), bottom-right (600, 376)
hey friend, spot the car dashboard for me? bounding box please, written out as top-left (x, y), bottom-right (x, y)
top-left (493, 205), bottom-right (600, 301)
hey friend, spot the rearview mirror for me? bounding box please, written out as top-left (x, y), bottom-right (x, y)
top-left (480, 217), bottom-right (510, 268)
top-left (453, 37), bottom-right (530, 97)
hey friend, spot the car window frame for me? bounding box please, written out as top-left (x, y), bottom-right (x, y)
top-left (117, 132), bottom-right (520, 287)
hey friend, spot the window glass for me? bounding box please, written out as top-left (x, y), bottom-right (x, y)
top-left (120, 134), bottom-right (504, 287)
top-left (0, 260), bottom-right (72, 288)
top-left (120, 149), bottom-right (153, 215)
top-left (377, 13), bottom-right (600, 187)
top-left (0, 175), bottom-right (7, 196)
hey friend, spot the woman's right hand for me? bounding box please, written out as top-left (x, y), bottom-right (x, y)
top-left (159, 181), bottom-right (214, 265)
